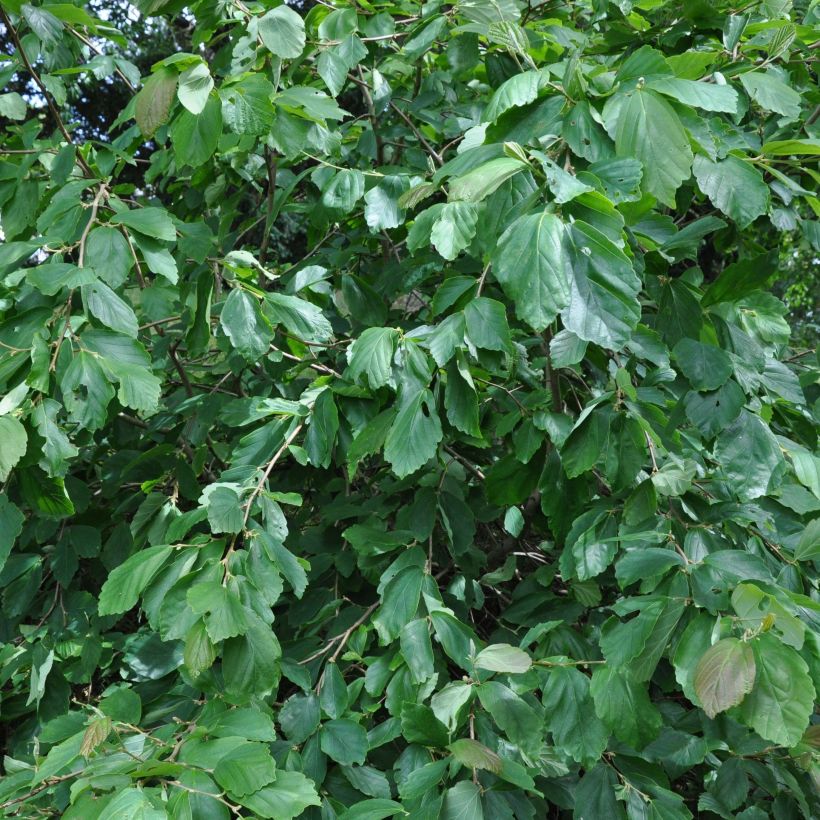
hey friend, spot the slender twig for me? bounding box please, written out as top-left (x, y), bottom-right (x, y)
top-left (49, 185), bottom-right (107, 372)
top-left (389, 102), bottom-right (443, 165)
top-left (68, 27), bottom-right (136, 92)
top-left (543, 327), bottom-right (562, 413)
top-left (1, 7), bottom-right (92, 176)
top-left (355, 67), bottom-right (385, 165)
top-left (443, 445), bottom-right (485, 480)
top-left (78, 184), bottom-right (107, 267)
top-left (300, 602), bottom-right (379, 666)
top-left (0, 773), bottom-right (78, 810)
top-left (257, 148), bottom-right (279, 285)
top-left (168, 341), bottom-right (194, 397)
top-left (645, 431), bottom-right (659, 473)
top-left (476, 262), bottom-right (491, 296)
top-left (242, 423), bottom-right (304, 527)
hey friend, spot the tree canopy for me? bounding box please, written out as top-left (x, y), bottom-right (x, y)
top-left (0, 0), bottom-right (819, 817)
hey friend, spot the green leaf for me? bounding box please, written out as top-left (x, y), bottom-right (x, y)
top-left (346, 327), bottom-right (399, 389)
top-left (477, 680), bottom-right (541, 754)
top-left (184, 621), bottom-right (216, 677)
top-left (364, 176), bottom-right (408, 232)
top-left (442, 780), bottom-right (483, 820)
top-left (27, 263), bottom-right (96, 295)
top-left (474, 644), bottom-right (532, 674)
top-left (431, 202), bottom-right (479, 260)
top-left (492, 211), bottom-right (570, 332)
top-left (400, 618), bottom-right (436, 684)
top-left (109, 362), bottom-right (162, 415)
top-left (448, 158), bottom-right (527, 202)
top-left (239, 771), bottom-right (321, 819)
top-left (542, 663), bottom-right (609, 766)
top-left (188, 582), bottom-right (249, 642)
top-left (98, 545), bottom-right (173, 616)
top-left (305, 389), bottom-right (339, 468)
top-left (464, 297), bottom-right (512, 352)
top-left (616, 548), bottom-right (684, 588)
top-left (214, 741), bottom-right (277, 797)
top-left (279, 693), bottom-right (321, 743)
top-left (484, 70), bottom-right (542, 121)
top-left (320, 719), bottom-right (368, 766)
top-left (762, 138), bottom-right (820, 156)
top-left (135, 67), bottom-right (177, 137)
top-left (222, 612), bottom-right (281, 697)
top-left (222, 75), bottom-right (276, 136)
top-left (98, 787), bottom-right (166, 820)
top-left (649, 77), bottom-right (738, 113)
top-left (85, 227), bottom-right (133, 288)
top-left (82, 281), bottom-right (139, 337)
top-left (221, 289), bottom-right (273, 362)
top-left (794, 519), bottom-right (820, 562)
top-left (400, 702), bottom-right (450, 747)
top-left (339, 799), bottom-right (404, 820)
top-left (205, 486), bottom-right (244, 534)
top-left (562, 222), bottom-right (641, 349)
top-left (444, 355), bottom-right (481, 438)
top-left (615, 88), bottom-right (693, 206)
top-left (322, 169), bottom-right (365, 212)
top-left (740, 71), bottom-right (801, 119)
top-left (109, 207), bottom-right (176, 242)
top-left (573, 764), bottom-right (622, 820)
top-left (683, 380), bottom-right (745, 438)
top-left (265, 292), bottom-right (333, 343)
top-left (61, 351), bottom-right (115, 431)
top-left (672, 337), bottom-right (734, 391)
top-left (373, 565), bottom-right (424, 643)
top-left (693, 155), bottom-right (769, 229)
top-left (171, 95), bottom-right (222, 167)
top-left (0, 494), bottom-right (24, 574)
top-left (0, 92), bottom-right (26, 120)
top-left (259, 5), bottom-right (306, 59)
top-left (739, 633), bottom-right (815, 747)
top-left (590, 665), bottom-right (662, 749)
top-left (0, 416), bottom-right (27, 482)
top-left (384, 390), bottom-right (442, 477)
top-left (714, 410), bottom-right (786, 500)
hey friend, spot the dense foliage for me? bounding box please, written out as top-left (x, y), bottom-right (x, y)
top-left (0, 0), bottom-right (819, 817)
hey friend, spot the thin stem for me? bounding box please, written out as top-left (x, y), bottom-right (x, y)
top-left (243, 422), bottom-right (304, 528)
top-left (258, 148), bottom-right (279, 284)
top-left (1, 7), bottom-right (93, 176)
top-left (389, 102), bottom-right (443, 166)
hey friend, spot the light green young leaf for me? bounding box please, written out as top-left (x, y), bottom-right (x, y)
top-left (474, 644), bottom-right (532, 674)
top-left (177, 62), bottom-right (213, 115)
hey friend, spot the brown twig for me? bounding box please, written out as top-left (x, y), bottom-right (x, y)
top-left (389, 102), bottom-right (443, 166)
top-left (258, 148), bottom-right (279, 285)
top-left (1, 7), bottom-right (93, 176)
top-left (300, 602), bottom-right (379, 667)
top-left (242, 422), bottom-right (304, 528)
